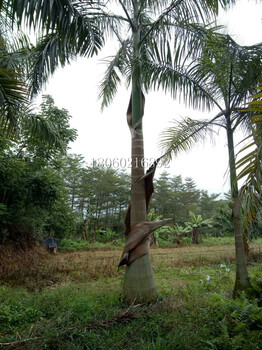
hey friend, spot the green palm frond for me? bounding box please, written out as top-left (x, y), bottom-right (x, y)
top-left (0, 17), bottom-right (32, 134)
top-left (141, 55), bottom-right (218, 111)
top-left (28, 16), bottom-right (103, 96)
top-left (189, 35), bottom-right (262, 110)
top-left (138, 24), bottom-right (230, 111)
top-left (4, 0), bottom-right (104, 50)
top-left (0, 67), bottom-right (26, 103)
top-left (140, 10), bottom-right (223, 66)
top-left (141, 0), bottom-right (234, 28)
top-left (159, 117), bottom-right (216, 162)
top-left (99, 40), bottom-right (131, 109)
top-left (1, 0), bottom-right (104, 97)
top-left (0, 59), bottom-right (28, 135)
top-left (237, 87), bottom-right (262, 184)
top-left (237, 85), bottom-right (262, 225)
top-left (22, 113), bottom-right (65, 151)
top-left (28, 32), bottom-right (76, 96)
top-left (4, 0), bottom-right (81, 32)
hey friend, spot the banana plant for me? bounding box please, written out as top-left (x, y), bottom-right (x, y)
top-left (184, 211), bottom-right (213, 244)
top-left (170, 223), bottom-right (190, 244)
top-left (147, 209), bottom-right (165, 246)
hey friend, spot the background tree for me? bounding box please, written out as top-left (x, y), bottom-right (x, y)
top-left (0, 96), bottom-right (77, 243)
top-left (198, 190), bottom-right (220, 220)
top-left (151, 172), bottom-right (219, 225)
top-left (19, 95), bottom-right (77, 162)
top-left (59, 154), bottom-right (86, 211)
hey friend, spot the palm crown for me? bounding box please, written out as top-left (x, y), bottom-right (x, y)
top-left (1, 0), bottom-right (235, 102)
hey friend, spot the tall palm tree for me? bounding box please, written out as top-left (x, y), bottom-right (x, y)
top-left (237, 85), bottom-right (262, 235)
top-left (1, 0), bottom-right (236, 302)
top-left (160, 34), bottom-right (262, 296)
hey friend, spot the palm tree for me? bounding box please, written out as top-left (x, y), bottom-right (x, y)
top-left (1, 0), bottom-right (236, 302)
top-left (185, 211), bottom-right (213, 244)
top-left (237, 85), bottom-right (262, 236)
top-left (0, 12), bottom-right (29, 134)
top-left (160, 34), bottom-right (262, 296)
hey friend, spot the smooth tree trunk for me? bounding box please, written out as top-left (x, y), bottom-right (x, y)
top-left (226, 117), bottom-right (250, 297)
top-left (123, 1), bottom-right (157, 303)
top-left (123, 128), bottom-right (157, 302)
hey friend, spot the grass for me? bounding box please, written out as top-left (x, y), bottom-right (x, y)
top-left (1, 241), bottom-right (262, 349)
top-left (58, 238), bottom-right (125, 251)
top-left (58, 236), bottom-right (262, 251)
top-left (1, 241), bottom-right (262, 291)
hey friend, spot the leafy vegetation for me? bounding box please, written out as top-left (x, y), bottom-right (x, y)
top-left (0, 96), bottom-right (77, 243)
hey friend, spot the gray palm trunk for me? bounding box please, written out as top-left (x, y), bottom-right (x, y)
top-left (226, 115), bottom-right (250, 296)
top-left (123, 4), bottom-right (157, 302)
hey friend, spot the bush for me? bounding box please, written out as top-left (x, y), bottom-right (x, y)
top-left (246, 272), bottom-right (262, 306)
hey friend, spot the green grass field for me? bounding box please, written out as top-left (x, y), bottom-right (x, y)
top-left (0, 241), bottom-right (262, 349)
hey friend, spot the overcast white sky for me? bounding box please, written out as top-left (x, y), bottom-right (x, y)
top-left (36, 0), bottom-right (262, 195)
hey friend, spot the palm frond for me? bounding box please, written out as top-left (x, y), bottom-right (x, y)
top-left (237, 86), bottom-right (262, 225)
top-left (28, 18), bottom-right (102, 96)
top-left (0, 66), bottom-right (28, 135)
top-left (159, 117), bottom-right (217, 162)
top-left (99, 40), bottom-right (131, 109)
top-left (4, 0), bottom-right (82, 32)
top-left (141, 0), bottom-right (235, 29)
top-left (140, 53), bottom-right (220, 112)
top-left (191, 35), bottom-right (262, 109)
top-left (22, 113), bottom-right (66, 151)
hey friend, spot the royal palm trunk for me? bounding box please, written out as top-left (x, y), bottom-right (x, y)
top-left (123, 2), bottom-right (157, 302)
top-left (123, 126), bottom-right (157, 302)
top-left (226, 117), bottom-right (249, 296)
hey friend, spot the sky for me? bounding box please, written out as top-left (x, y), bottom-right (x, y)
top-left (35, 0), bottom-right (262, 195)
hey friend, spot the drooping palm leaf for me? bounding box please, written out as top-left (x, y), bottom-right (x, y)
top-left (0, 0), bottom-right (104, 96)
top-left (0, 67), bottom-right (27, 125)
top-left (237, 86), bottom-right (262, 227)
top-left (159, 117), bottom-right (217, 162)
top-left (22, 114), bottom-right (66, 151)
top-left (99, 40), bottom-right (132, 109)
top-left (187, 35), bottom-right (262, 114)
top-left (0, 32), bottom-right (29, 134)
